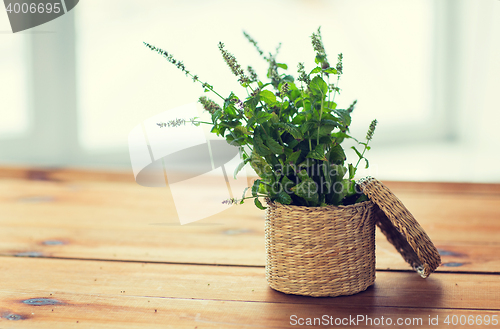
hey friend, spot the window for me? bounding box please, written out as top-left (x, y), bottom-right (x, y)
top-left (1, 0), bottom-right (498, 182)
top-left (0, 11), bottom-right (29, 138)
top-left (76, 0), bottom-right (436, 151)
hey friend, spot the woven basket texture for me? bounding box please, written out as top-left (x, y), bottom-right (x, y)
top-left (265, 199), bottom-right (377, 297)
top-left (358, 177), bottom-right (441, 278)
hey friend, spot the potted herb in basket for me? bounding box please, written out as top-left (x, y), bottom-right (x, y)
top-left (145, 27), bottom-right (380, 297)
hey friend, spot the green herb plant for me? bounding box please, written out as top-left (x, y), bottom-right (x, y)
top-left (144, 27), bottom-right (377, 210)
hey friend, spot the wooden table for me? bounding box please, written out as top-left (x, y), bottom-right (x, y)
top-left (0, 167), bottom-right (499, 328)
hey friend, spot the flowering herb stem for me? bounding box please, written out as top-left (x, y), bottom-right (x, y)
top-left (145, 28), bottom-right (378, 208)
top-left (143, 42), bottom-right (225, 101)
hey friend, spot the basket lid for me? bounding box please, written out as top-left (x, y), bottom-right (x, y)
top-left (357, 177), bottom-right (441, 278)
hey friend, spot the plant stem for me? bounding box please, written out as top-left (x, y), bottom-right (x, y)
top-left (317, 97), bottom-right (324, 145)
top-left (354, 143), bottom-right (369, 171)
top-left (192, 120), bottom-right (214, 125)
top-left (205, 85), bottom-right (225, 101)
top-left (332, 75), bottom-right (340, 103)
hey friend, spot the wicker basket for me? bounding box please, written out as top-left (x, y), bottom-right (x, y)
top-left (264, 177), bottom-right (441, 297)
top-left (265, 199), bottom-right (377, 297)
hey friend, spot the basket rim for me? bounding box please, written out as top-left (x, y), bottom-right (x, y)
top-left (265, 198), bottom-right (373, 211)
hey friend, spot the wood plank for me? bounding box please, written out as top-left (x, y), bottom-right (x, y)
top-left (383, 180), bottom-right (500, 195)
top-left (376, 239), bottom-right (500, 273)
top-left (2, 168), bottom-right (499, 327)
top-left (382, 189), bottom-right (500, 243)
top-left (3, 292), bottom-right (500, 329)
top-left (1, 256), bottom-right (499, 328)
top-left (0, 166), bottom-right (136, 183)
top-left (0, 174), bottom-right (499, 271)
top-left (1, 257), bottom-right (499, 311)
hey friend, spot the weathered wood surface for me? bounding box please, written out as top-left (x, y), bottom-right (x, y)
top-left (0, 167), bottom-right (499, 272)
top-left (0, 257), bottom-right (499, 328)
top-left (1, 167), bottom-right (500, 328)
top-left (3, 293), bottom-right (499, 329)
top-left (1, 257), bottom-right (500, 310)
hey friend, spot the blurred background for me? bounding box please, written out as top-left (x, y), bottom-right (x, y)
top-left (1, 0), bottom-right (499, 182)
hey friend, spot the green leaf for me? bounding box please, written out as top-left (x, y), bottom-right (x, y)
top-left (269, 112), bottom-right (279, 124)
top-left (297, 169), bottom-right (310, 181)
top-left (309, 67), bottom-right (322, 75)
top-left (319, 135), bottom-right (334, 145)
top-left (281, 176), bottom-right (295, 193)
top-left (310, 124), bottom-right (337, 139)
top-left (254, 197), bottom-right (266, 210)
top-left (306, 144), bottom-right (327, 161)
top-left (300, 121), bottom-right (316, 135)
top-left (203, 83), bottom-right (213, 92)
top-left (315, 54), bottom-right (326, 64)
top-left (233, 158), bottom-right (250, 179)
top-left (251, 179), bottom-right (261, 197)
top-left (320, 119), bottom-right (339, 126)
top-left (348, 163), bottom-right (356, 180)
top-left (364, 158), bottom-right (369, 169)
top-left (274, 122), bottom-right (303, 140)
top-left (259, 90), bottom-right (277, 104)
top-left (291, 113), bottom-right (306, 125)
top-left (327, 144), bottom-right (346, 165)
top-left (289, 88), bottom-right (300, 101)
top-left (302, 99), bottom-right (313, 113)
top-left (291, 178), bottom-right (319, 204)
top-left (250, 151), bottom-right (272, 178)
top-left (321, 163), bottom-right (332, 186)
top-left (234, 125), bottom-right (249, 136)
top-left (287, 139), bottom-right (299, 149)
top-left (226, 136), bottom-right (245, 146)
top-left (258, 180), bottom-right (268, 194)
top-left (220, 120), bottom-right (240, 128)
top-left (276, 63), bottom-right (288, 70)
top-left (244, 95), bottom-right (259, 112)
top-left (282, 75), bottom-right (294, 83)
top-left (343, 180), bottom-right (357, 198)
top-left (212, 109), bottom-right (222, 123)
top-left (255, 111), bottom-right (273, 124)
top-left (275, 191), bottom-right (292, 205)
top-left (263, 134), bottom-right (284, 155)
top-left (223, 92), bottom-right (236, 109)
top-left (331, 132), bottom-right (351, 144)
top-left (224, 104), bottom-right (238, 117)
top-left (334, 109), bottom-right (352, 128)
top-left (338, 165), bottom-right (348, 180)
top-left (323, 67), bottom-right (338, 74)
top-left (241, 187), bottom-right (249, 200)
top-left (264, 154), bottom-right (279, 168)
top-left (325, 101), bottom-right (337, 110)
top-left (351, 146), bottom-right (362, 158)
top-left (355, 194), bottom-right (369, 203)
top-left (286, 150), bottom-right (301, 165)
top-left (309, 76), bottom-right (328, 97)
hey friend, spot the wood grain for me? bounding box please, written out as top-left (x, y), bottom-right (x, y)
top-left (1, 257), bottom-right (499, 310)
top-left (1, 167), bottom-right (500, 328)
top-left (3, 292), bottom-right (499, 329)
top-left (1, 256), bottom-right (499, 328)
top-left (0, 171), bottom-right (499, 272)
